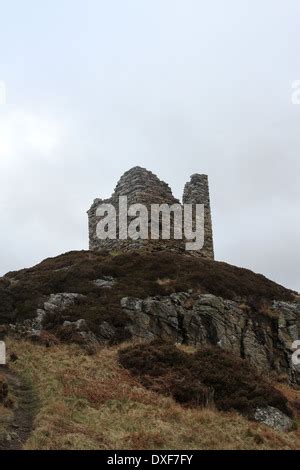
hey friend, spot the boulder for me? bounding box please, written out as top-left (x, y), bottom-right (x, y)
top-left (254, 406), bottom-right (293, 432)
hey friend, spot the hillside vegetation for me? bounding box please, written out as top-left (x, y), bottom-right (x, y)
top-left (0, 250), bottom-right (294, 339)
top-left (2, 338), bottom-right (300, 450)
top-left (119, 342), bottom-right (291, 417)
top-left (0, 250), bottom-right (299, 450)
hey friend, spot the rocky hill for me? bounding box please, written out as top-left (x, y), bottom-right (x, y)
top-left (0, 249), bottom-right (300, 448)
top-left (0, 249), bottom-right (299, 382)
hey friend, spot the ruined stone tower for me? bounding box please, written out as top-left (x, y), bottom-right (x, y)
top-left (183, 174), bottom-right (214, 259)
top-left (88, 167), bottom-right (214, 259)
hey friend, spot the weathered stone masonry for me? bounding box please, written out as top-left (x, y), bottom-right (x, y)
top-left (88, 166), bottom-right (214, 259)
top-left (183, 173), bottom-right (214, 259)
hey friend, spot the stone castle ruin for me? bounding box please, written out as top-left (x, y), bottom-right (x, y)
top-left (88, 166), bottom-right (214, 259)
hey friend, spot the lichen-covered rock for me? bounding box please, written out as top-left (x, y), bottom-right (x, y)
top-left (121, 293), bottom-right (300, 384)
top-left (9, 293), bottom-right (85, 338)
top-left (43, 293), bottom-right (85, 320)
top-left (4, 276), bottom-right (300, 385)
top-left (121, 294), bottom-right (185, 342)
top-left (254, 406), bottom-right (293, 432)
top-left (93, 277), bottom-right (116, 288)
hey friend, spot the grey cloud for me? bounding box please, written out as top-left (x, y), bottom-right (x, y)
top-left (0, 1), bottom-right (299, 292)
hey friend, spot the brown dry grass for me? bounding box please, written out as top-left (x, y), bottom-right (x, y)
top-left (276, 383), bottom-right (300, 422)
top-left (0, 403), bottom-right (13, 440)
top-left (0, 338), bottom-right (297, 450)
top-left (0, 372), bottom-right (16, 442)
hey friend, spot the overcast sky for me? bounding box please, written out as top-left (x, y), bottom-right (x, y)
top-left (0, 0), bottom-right (299, 291)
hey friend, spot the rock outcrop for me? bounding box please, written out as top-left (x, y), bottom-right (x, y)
top-left (121, 292), bottom-right (300, 385)
top-left (6, 290), bottom-right (300, 384)
top-left (1, 249), bottom-right (298, 385)
top-left (9, 293), bottom-right (84, 339)
top-left (6, 289), bottom-right (299, 383)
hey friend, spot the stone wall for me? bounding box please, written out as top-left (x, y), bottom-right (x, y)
top-left (183, 174), bottom-right (214, 259)
top-left (88, 166), bottom-right (214, 259)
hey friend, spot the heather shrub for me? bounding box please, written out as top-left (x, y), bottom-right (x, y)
top-left (118, 341), bottom-right (292, 418)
